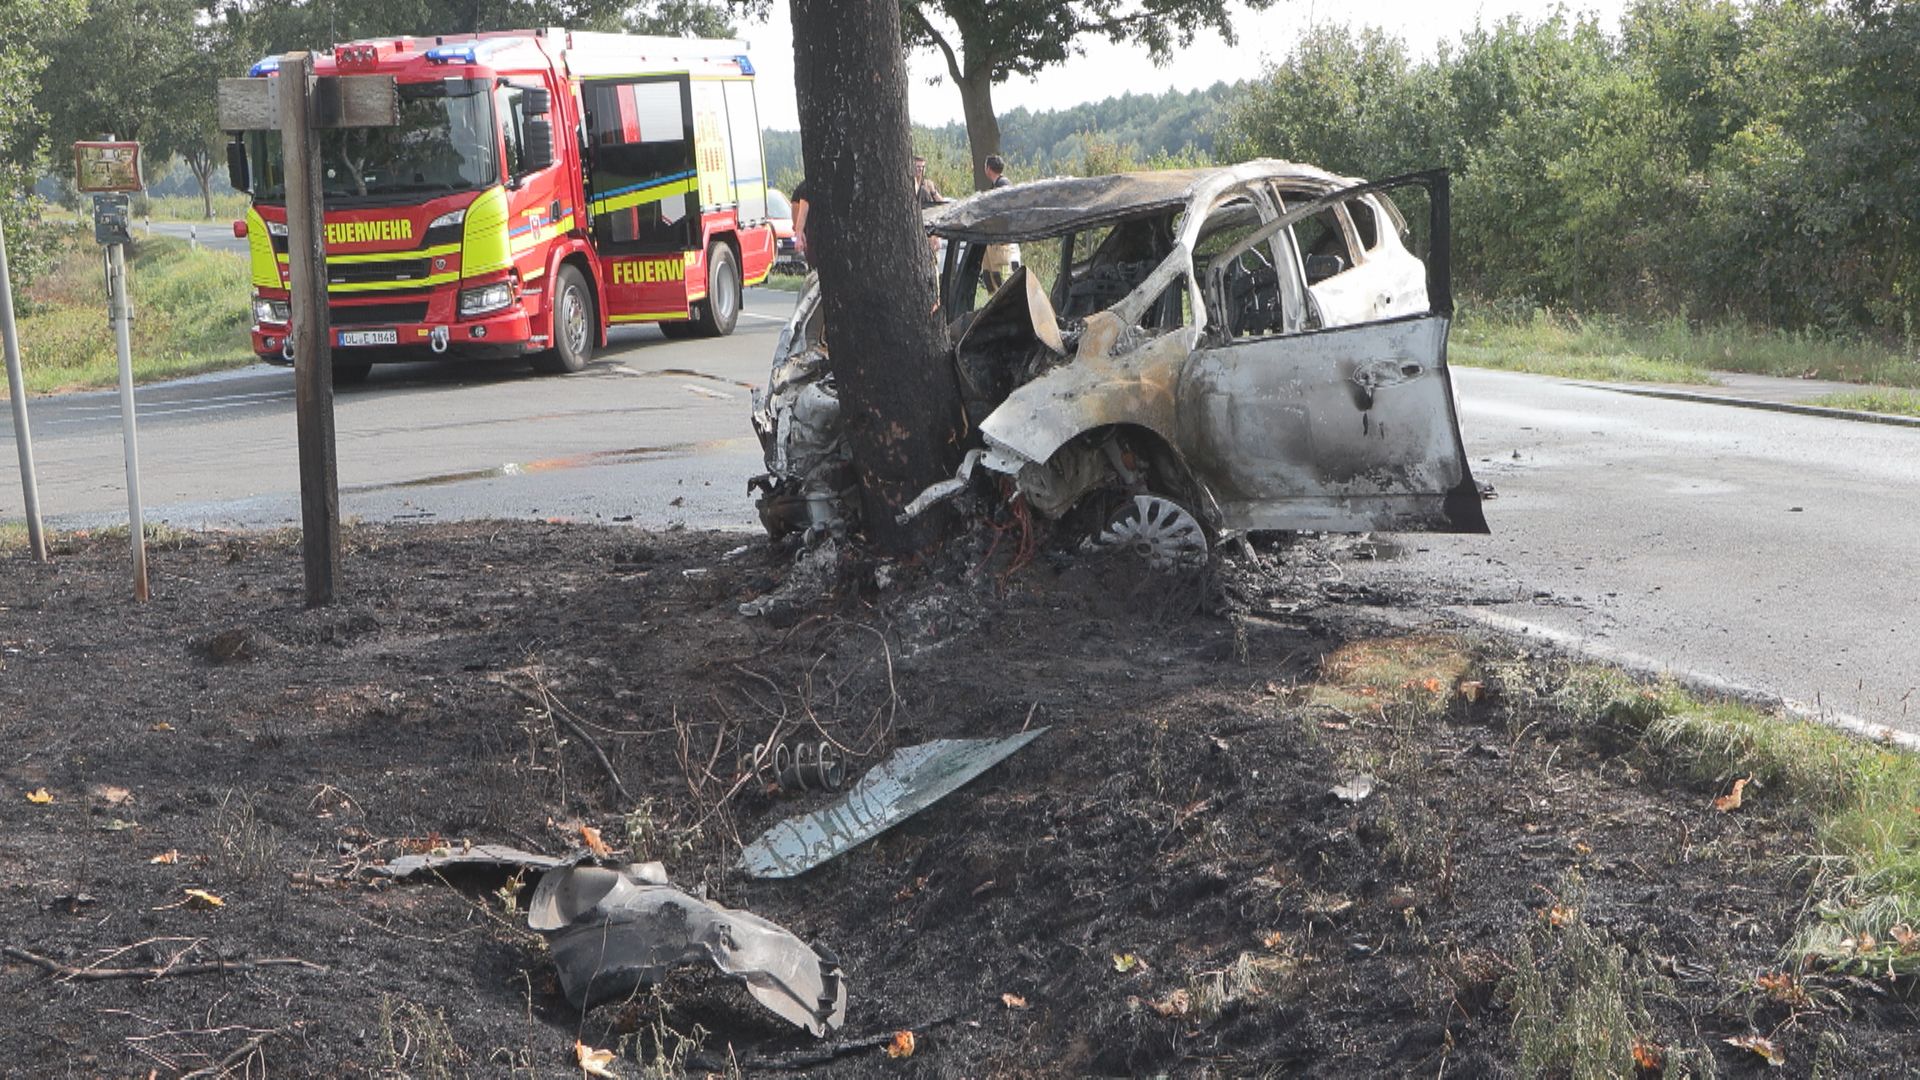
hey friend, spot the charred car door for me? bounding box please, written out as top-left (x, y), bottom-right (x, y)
top-left (1180, 172), bottom-right (1487, 534)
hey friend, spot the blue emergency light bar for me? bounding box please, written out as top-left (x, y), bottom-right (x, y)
top-left (425, 44), bottom-right (479, 64)
top-left (248, 56), bottom-right (282, 76)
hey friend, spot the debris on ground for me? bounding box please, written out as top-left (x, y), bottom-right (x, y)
top-left (528, 861), bottom-right (847, 1036)
top-left (739, 729), bottom-right (1049, 879)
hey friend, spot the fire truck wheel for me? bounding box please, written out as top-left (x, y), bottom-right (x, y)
top-left (534, 265), bottom-right (595, 374)
top-left (693, 242), bottom-right (740, 338)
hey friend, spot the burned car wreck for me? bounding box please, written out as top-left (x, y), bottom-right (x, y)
top-left (749, 161), bottom-right (1487, 566)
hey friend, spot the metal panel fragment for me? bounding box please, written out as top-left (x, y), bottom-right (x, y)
top-left (739, 729), bottom-right (1049, 879)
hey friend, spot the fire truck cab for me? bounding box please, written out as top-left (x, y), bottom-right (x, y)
top-left (229, 29), bottom-right (775, 381)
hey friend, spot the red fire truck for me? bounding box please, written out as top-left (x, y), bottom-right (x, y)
top-left (228, 30), bottom-right (776, 382)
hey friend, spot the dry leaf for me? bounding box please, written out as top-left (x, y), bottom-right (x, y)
top-left (1756, 971), bottom-right (1810, 1007)
top-left (575, 1040), bottom-right (619, 1078)
top-left (149, 722), bottom-right (175, 732)
top-left (579, 825), bottom-right (611, 858)
top-left (1458, 680), bottom-right (1484, 702)
top-left (183, 888), bottom-right (225, 909)
top-left (149, 850), bottom-right (180, 865)
top-left (25, 788), bottom-right (53, 804)
top-left (1112, 953), bottom-right (1143, 973)
top-left (885, 1030), bottom-right (916, 1059)
top-left (1421, 677), bottom-right (1444, 694)
top-left (1149, 988), bottom-right (1192, 1018)
top-left (1713, 775), bottom-right (1752, 812)
top-left (95, 785), bottom-right (133, 805)
top-left (1261, 930), bottom-right (1286, 950)
top-left (1544, 903), bottom-right (1575, 927)
top-left (1631, 1039), bottom-right (1664, 1071)
top-left (1724, 1033), bottom-right (1785, 1066)
top-left (1001, 992), bottom-right (1028, 1010)
top-left (1890, 924), bottom-right (1919, 952)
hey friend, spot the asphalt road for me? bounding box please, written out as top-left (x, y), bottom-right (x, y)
top-left (3, 311), bottom-right (1916, 733)
top-left (140, 219), bottom-right (251, 255)
top-left (0, 287), bottom-right (795, 533)
top-left (1343, 368), bottom-right (1920, 735)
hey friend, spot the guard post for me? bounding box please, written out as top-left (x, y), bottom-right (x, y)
top-left (73, 140), bottom-right (148, 600)
top-left (217, 55), bottom-right (396, 606)
top-left (1, 214), bottom-right (49, 563)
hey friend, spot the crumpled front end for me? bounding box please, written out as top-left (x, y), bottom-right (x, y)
top-left (749, 277), bottom-right (856, 543)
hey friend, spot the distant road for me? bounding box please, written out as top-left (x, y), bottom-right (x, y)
top-left (141, 219), bottom-right (250, 256)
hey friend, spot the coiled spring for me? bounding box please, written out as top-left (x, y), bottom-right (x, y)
top-left (740, 740), bottom-right (845, 793)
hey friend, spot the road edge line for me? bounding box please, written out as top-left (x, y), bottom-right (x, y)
top-left (1577, 382), bottom-right (1920, 429)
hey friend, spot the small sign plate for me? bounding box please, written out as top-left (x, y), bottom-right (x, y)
top-left (73, 142), bottom-right (143, 193)
top-left (337, 329), bottom-right (398, 347)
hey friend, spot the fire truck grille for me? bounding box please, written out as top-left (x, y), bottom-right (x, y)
top-left (330, 302), bottom-right (428, 326)
top-left (327, 259), bottom-right (431, 285)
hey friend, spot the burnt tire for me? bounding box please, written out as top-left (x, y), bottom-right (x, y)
top-left (1095, 494), bottom-right (1211, 572)
top-left (532, 264), bottom-right (594, 374)
top-left (692, 242), bottom-right (740, 338)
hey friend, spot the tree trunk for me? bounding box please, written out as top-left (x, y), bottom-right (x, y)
top-left (791, 0), bottom-right (964, 554)
top-left (955, 68), bottom-right (1002, 191)
top-left (189, 151), bottom-right (213, 220)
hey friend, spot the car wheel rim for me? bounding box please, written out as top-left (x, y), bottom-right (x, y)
top-left (563, 287), bottom-right (588, 355)
top-left (715, 260), bottom-right (738, 323)
top-left (1097, 495), bottom-right (1209, 571)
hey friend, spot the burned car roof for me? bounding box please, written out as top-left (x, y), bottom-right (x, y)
top-left (926, 159), bottom-right (1356, 243)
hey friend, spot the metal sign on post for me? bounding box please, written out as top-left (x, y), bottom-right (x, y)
top-left (218, 59), bottom-right (397, 606)
top-left (75, 138), bottom-right (148, 600)
top-left (1, 218), bottom-right (49, 563)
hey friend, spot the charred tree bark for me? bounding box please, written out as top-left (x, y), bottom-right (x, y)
top-left (791, 0), bottom-right (964, 555)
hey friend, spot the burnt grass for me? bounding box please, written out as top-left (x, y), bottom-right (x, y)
top-left (1, 522), bottom-right (1916, 1078)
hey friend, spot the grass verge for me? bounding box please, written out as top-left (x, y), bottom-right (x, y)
top-left (1454, 299), bottom-right (1920, 389)
top-left (1807, 389), bottom-right (1920, 418)
top-left (1493, 660), bottom-right (1920, 979)
top-left (6, 224), bottom-right (255, 396)
top-left (757, 271), bottom-right (808, 293)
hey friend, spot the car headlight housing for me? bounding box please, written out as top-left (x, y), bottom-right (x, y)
top-left (253, 297), bottom-right (290, 324)
top-left (428, 208), bottom-right (466, 230)
top-left (458, 281), bottom-right (513, 317)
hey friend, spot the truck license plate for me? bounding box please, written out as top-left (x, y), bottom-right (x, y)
top-left (337, 329), bottom-right (397, 347)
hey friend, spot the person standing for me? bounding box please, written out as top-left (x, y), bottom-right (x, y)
top-left (981, 155), bottom-right (1021, 291)
top-left (912, 155), bottom-right (944, 208)
top-left (790, 178), bottom-right (813, 269)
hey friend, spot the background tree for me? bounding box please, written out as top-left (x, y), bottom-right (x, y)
top-left (0, 0), bottom-right (81, 283)
top-left (791, 0), bottom-right (962, 552)
top-left (900, 0), bottom-right (1276, 189)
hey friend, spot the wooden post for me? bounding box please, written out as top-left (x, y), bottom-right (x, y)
top-left (278, 52), bottom-right (339, 606)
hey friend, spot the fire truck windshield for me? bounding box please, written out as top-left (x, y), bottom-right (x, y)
top-left (246, 78), bottom-right (498, 205)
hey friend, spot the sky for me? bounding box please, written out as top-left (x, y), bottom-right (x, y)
top-left (740, 1), bottom-right (1630, 132)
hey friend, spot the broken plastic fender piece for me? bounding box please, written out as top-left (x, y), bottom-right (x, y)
top-left (738, 729), bottom-right (1049, 879)
top-left (365, 843), bottom-right (566, 880)
top-left (528, 863), bottom-right (847, 1037)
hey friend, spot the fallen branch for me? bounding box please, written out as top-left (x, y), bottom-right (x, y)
top-left (178, 1030), bottom-right (277, 1079)
top-left (499, 679), bottom-right (633, 803)
top-left (2, 945), bottom-right (327, 982)
top-left (701, 1014), bottom-right (964, 1071)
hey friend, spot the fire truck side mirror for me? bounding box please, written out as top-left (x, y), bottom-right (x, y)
top-left (524, 118), bottom-right (554, 173)
top-left (226, 140), bottom-right (250, 193)
top-left (525, 88), bottom-right (551, 117)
